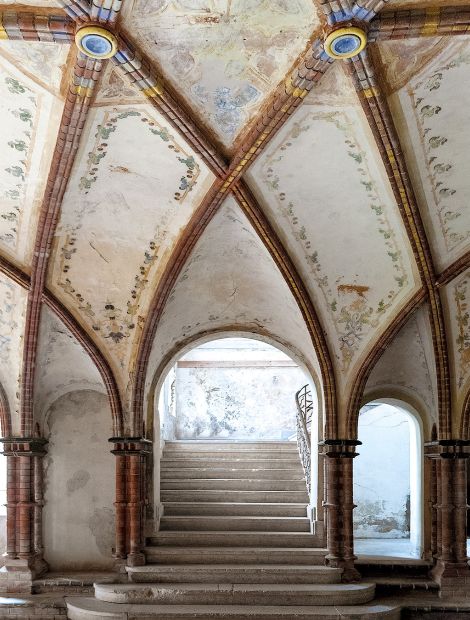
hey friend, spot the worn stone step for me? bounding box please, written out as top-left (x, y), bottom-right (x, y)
top-left (67, 598), bottom-right (401, 619)
top-left (160, 516), bottom-right (311, 532)
top-left (149, 531), bottom-right (317, 548)
top-left (144, 547), bottom-right (327, 565)
top-left (161, 490), bottom-right (309, 503)
top-left (161, 459), bottom-right (303, 470)
top-left (164, 441), bottom-right (298, 452)
top-left (163, 451), bottom-right (301, 461)
top-left (160, 479), bottom-right (307, 491)
top-left (126, 564), bottom-right (342, 585)
top-left (163, 502), bottom-right (308, 517)
top-left (94, 582), bottom-right (376, 606)
top-left (160, 468), bottom-right (305, 480)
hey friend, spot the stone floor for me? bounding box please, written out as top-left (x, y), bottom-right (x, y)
top-left (356, 539), bottom-right (420, 559)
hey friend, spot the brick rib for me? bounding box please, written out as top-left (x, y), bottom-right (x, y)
top-left (57, 0), bottom-right (89, 23)
top-left (318, 0), bottom-right (354, 25)
top-left (233, 182), bottom-right (338, 437)
top-left (346, 50), bottom-right (451, 438)
top-left (369, 6), bottom-right (470, 41)
top-left (436, 251), bottom-right (470, 289)
top-left (351, 0), bottom-right (391, 21)
top-left (91, 0), bottom-right (122, 25)
top-left (21, 52), bottom-right (104, 438)
top-left (0, 11), bottom-right (74, 42)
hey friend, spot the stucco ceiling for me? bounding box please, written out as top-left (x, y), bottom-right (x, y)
top-left (0, 0), bottom-right (469, 438)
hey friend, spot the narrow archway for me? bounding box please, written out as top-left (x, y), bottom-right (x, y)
top-left (354, 400), bottom-right (423, 558)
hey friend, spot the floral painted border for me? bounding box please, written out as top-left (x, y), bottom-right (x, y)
top-left (454, 272), bottom-right (470, 390)
top-left (408, 46), bottom-right (470, 252)
top-left (1, 76), bottom-right (38, 250)
top-left (261, 111), bottom-right (409, 371)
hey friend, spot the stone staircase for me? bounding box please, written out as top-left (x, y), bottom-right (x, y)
top-left (67, 441), bottom-right (401, 619)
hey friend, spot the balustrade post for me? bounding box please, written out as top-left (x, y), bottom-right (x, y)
top-left (320, 439), bottom-right (361, 582)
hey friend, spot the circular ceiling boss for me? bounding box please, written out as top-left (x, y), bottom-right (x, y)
top-left (324, 26), bottom-right (367, 60)
top-left (75, 25), bottom-right (118, 59)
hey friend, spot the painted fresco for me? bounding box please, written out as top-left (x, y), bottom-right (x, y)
top-left (94, 64), bottom-right (144, 107)
top-left (34, 307), bottom-right (104, 422)
top-left (0, 274), bottom-right (27, 434)
top-left (391, 39), bottom-right (470, 270)
top-left (145, 196), bottom-right (320, 399)
top-left (445, 269), bottom-right (470, 406)
top-left (122, 0), bottom-right (319, 149)
top-left (48, 104), bottom-right (214, 395)
top-left (366, 307), bottom-right (437, 420)
top-left (247, 96), bottom-right (418, 382)
top-left (0, 49), bottom-right (65, 267)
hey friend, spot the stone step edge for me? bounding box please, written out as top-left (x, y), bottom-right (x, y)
top-left (126, 564), bottom-right (341, 573)
top-left (145, 547), bottom-right (328, 553)
top-left (95, 583), bottom-right (375, 593)
top-left (66, 598), bottom-right (401, 618)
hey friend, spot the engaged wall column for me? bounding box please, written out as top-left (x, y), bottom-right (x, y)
top-left (110, 437), bottom-right (152, 568)
top-left (320, 439), bottom-right (361, 582)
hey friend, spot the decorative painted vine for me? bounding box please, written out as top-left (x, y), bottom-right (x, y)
top-left (57, 109), bottom-right (201, 367)
top-left (261, 111), bottom-right (408, 371)
top-left (409, 46), bottom-right (470, 252)
top-left (1, 76), bottom-right (37, 250)
top-left (454, 272), bottom-right (470, 391)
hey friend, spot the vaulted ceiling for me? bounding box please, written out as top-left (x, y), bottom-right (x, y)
top-left (0, 0), bottom-right (469, 440)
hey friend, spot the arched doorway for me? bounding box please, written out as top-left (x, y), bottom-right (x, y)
top-left (150, 334), bottom-right (322, 534)
top-left (354, 400), bottom-right (423, 558)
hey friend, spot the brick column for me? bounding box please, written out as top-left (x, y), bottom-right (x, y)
top-left (110, 437), bottom-right (152, 568)
top-left (0, 438), bottom-right (48, 593)
top-left (425, 440), bottom-right (470, 597)
top-left (320, 439), bottom-right (361, 582)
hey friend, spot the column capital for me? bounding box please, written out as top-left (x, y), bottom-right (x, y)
top-left (424, 439), bottom-right (470, 459)
top-left (319, 439), bottom-right (361, 458)
top-left (109, 437), bottom-right (152, 455)
top-left (0, 437), bottom-right (48, 457)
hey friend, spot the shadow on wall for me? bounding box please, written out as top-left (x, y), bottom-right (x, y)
top-left (43, 390), bottom-right (115, 570)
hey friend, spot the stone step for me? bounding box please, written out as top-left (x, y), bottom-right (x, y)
top-left (149, 531), bottom-right (318, 548)
top-left (160, 468), bottom-right (305, 480)
top-left (67, 598), bottom-right (401, 619)
top-left (94, 582), bottom-right (376, 606)
top-left (163, 502), bottom-right (308, 517)
top-left (160, 479), bottom-right (307, 491)
top-left (144, 547), bottom-right (327, 565)
top-left (164, 441), bottom-right (298, 452)
top-left (161, 459), bottom-right (303, 469)
top-left (163, 451), bottom-right (301, 460)
top-left (160, 516), bottom-right (311, 532)
top-left (126, 564), bottom-right (342, 584)
top-left (161, 490), bottom-right (309, 503)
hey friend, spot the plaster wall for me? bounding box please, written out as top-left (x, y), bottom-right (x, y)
top-left (175, 364), bottom-right (306, 440)
top-left (43, 390), bottom-right (115, 570)
top-left (354, 405), bottom-right (411, 539)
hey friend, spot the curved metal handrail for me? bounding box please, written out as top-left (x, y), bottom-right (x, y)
top-left (295, 384), bottom-right (313, 494)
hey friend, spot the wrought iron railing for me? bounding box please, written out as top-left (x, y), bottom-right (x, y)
top-left (295, 384), bottom-right (313, 494)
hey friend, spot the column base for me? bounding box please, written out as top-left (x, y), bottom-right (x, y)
top-left (431, 560), bottom-right (470, 598)
top-left (325, 554), bottom-right (361, 582)
top-left (127, 552), bottom-right (146, 567)
top-left (0, 556), bottom-right (48, 593)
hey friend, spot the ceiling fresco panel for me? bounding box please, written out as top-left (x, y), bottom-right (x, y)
top-left (0, 43), bottom-right (68, 269)
top-left (0, 273), bottom-right (27, 435)
top-left (145, 195), bottom-right (321, 401)
top-left (121, 0), bottom-right (319, 150)
top-left (365, 305), bottom-right (438, 423)
top-left (48, 103), bottom-right (215, 394)
top-left (387, 38), bottom-right (470, 271)
top-left (34, 306), bottom-right (104, 423)
top-left (443, 268), bottom-right (470, 415)
top-left (246, 71), bottom-right (419, 390)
